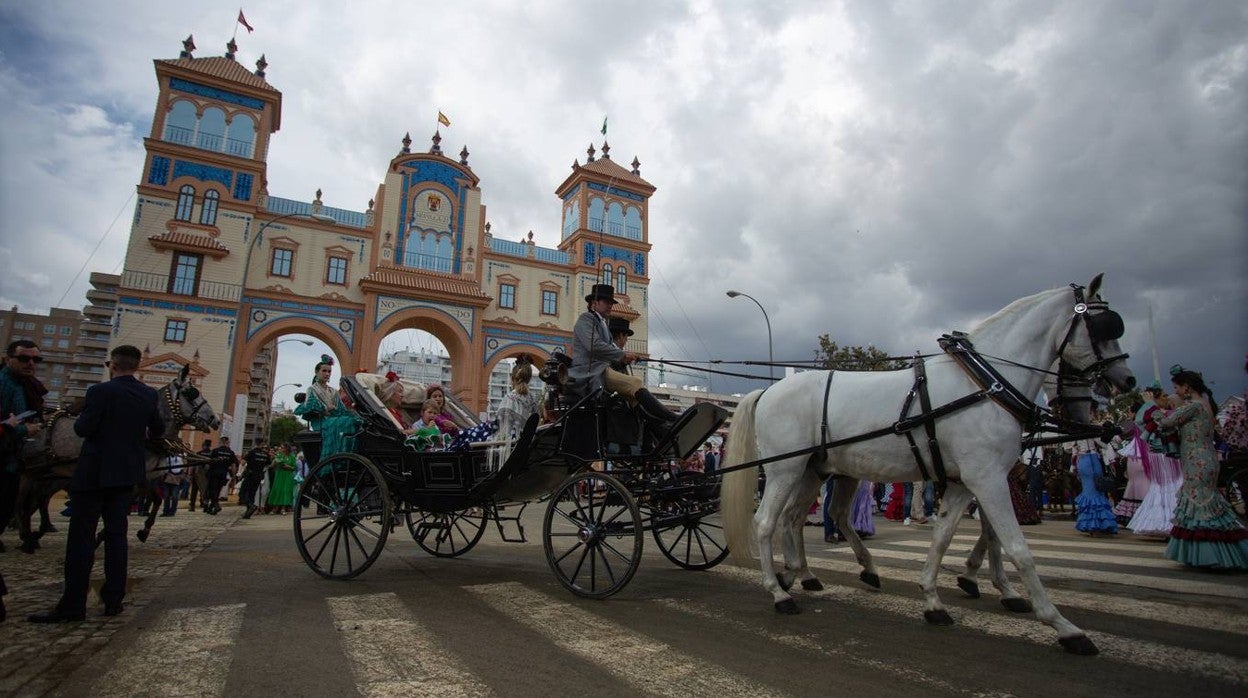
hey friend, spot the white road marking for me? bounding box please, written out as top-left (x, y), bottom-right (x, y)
top-left (713, 565), bottom-right (1248, 685)
top-left (805, 555), bottom-right (1248, 635)
top-left (466, 581), bottom-right (789, 698)
top-left (820, 545), bottom-right (1248, 599)
top-left (889, 537), bottom-right (1180, 569)
top-left (94, 603), bottom-right (246, 698)
top-left (326, 592), bottom-right (493, 697)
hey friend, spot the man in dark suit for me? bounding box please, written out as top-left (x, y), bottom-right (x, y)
top-left (567, 284), bottom-right (680, 431)
top-left (28, 345), bottom-right (163, 623)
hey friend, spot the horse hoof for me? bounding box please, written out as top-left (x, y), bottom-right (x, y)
top-left (801, 578), bottom-right (824, 591)
top-left (956, 576), bottom-right (981, 599)
top-left (136, 530), bottom-right (149, 543)
top-left (1058, 634), bottom-right (1099, 656)
top-left (859, 571), bottom-right (881, 589)
top-left (1000, 597), bottom-right (1033, 613)
top-left (924, 609), bottom-right (954, 626)
top-left (775, 573), bottom-right (795, 592)
top-left (19, 541), bottom-right (38, 554)
top-left (774, 599), bottom-right (801, 615)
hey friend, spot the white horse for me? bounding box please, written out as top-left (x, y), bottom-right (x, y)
top-left (721, 275), bottom-right (1134, 655)
top-left (823, 359), bottom-right (1100, 615)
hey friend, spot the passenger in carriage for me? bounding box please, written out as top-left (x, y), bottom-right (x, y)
top-left (404, 403), bottom-right (451, 452)
top-left (567, 284), bottom-right (681, 433)
top-left (294, 355), bottom-right (363, 457)
top-left (379, 371), bottom-right (417, 432)
top-left (423, 384), bottom-right (462, 436)
top-left (496, 356), bottom-right (539, 441)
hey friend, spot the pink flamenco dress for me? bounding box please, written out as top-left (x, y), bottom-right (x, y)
top-left (1112, 425), bottom-right (1152, 523)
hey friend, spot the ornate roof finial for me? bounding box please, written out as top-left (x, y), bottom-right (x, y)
top-left (601, 141), bottom-right (610, 159)
top-left (631, 156), bottom-right (641, 176)
top-left (586, 143), bottom-right (596, 163)
top-left (401, 132), bottom-right (412, 154)
top-left (572, 159), bottom-right (579, 169)
top-left (180, 35), bottom-right (196, 59)
top-left (314, 188), bottom-right (323, 203)
top-left (485, 221), bottom-right (492, 233)
top-left (254, 53), bottom-right (268, 78)
top-left (459, 145), bottom-right (470, 166)
top-left (527, 230), bottom-right (534, 243)
top-left (225, 38), bottom-right (238, 61)
top-left (430, 130), bottom-right (442, 155)
top-left (368, 198), bottom-right (375, 211)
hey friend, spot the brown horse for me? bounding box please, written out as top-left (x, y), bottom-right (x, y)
top-left (15, 365), bottom-right (219, 552)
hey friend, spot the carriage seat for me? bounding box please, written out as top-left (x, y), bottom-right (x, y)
top-left (346, 376), bottom-right (407, 437)
top-left (354, 372), bottom-right (427, 427)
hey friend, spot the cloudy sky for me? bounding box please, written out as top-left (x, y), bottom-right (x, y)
top-left (1, 0), bottom-right (1245, 408)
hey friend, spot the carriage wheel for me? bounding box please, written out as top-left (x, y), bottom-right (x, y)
top-left (542, 472), bottom-right (642, 599)
top-left (294, 453), bottom-right (391, 580)
top-left (651, 474), bottom-right (729, 570)
top-left (405, 508), bottom-right (488, 557)
top-left (1226, 468), bottom-right (1248, 524)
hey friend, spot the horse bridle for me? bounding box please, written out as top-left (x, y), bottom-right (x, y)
top-left (1049, 360), bottom-right (1095, 422)
top-left (161, 380), bottom-right (212, 430)
top-left (1055, 284), bottom-right (1129, 383)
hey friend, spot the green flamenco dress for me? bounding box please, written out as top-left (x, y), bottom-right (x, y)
top-left (1159, 401), bottom-right (1248, 569)
top-left (267, 452), bottom-right (296, 507)
top-left (295, 385), bottom-right (363, 460)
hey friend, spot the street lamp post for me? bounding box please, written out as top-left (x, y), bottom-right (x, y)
top-left (726, 290), bottom-right (774, 382)
top-left (224, 212), bottom-right (335, 433)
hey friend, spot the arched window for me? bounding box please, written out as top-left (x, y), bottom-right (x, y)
top-left (200, 190), bottom-right (219, 225)
top-left (602, 263), bottom-right (613, 288)
top-left (588, 197), bottom-right (605, 233)
top-left (562, 200), bottom-right (580, 239)
top-left (175, 185), bottom-right (195, 221)
top-left (606, 202), bottom-right (625, 237)
top-left (196, 107), bottom-right (227, 152)
top-left (225, 114), bottom-right (256, 158)
top-left (164, 100), bottom-right (198, 145)
top-left (624, 206), bottom-right (643, 240)
top-left (617, 266), bottom-right (627, 294)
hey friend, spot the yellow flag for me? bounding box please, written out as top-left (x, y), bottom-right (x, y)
top-left (437, 111), bottom-right (451, 127)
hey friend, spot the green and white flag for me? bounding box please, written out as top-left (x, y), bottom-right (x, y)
top-left (601, 116), bottom-right (608, 136)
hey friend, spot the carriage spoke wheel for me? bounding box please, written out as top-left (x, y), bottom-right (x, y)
top-left (651, 474), bottom-right (729, 570)
top-left (405, 508), bottom-right (488, 557)
top-left (294, 453), bottom-right (391, 580)
top-left (543, 472), bottom-right (642, 599)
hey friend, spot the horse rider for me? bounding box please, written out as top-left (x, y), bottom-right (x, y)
top-left (567, 284), bottom-right (681, 433)
top-left (28, 344), bottom-right (164, 623)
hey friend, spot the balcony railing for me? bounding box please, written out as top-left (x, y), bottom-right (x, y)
top-left (122, 269), bottom-right (241, 303)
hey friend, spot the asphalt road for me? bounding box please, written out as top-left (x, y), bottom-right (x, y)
top-left (4, 499), bottom-right (1247, 697)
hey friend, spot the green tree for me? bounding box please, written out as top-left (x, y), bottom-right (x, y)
top-left (814, 335), bottom-right (909, 371)
top-left (268, 414), bottom-right (304, 447)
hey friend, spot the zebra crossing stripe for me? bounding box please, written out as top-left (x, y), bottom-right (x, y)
top-left (945, 531), bottom-right (1177, 552)
top-left (805, 555), bottom-right (1248, 636)
top-left (711, 565), bottom-right (1248, 685)
top-left (821, 546), bottom-right (1248, 599)
top-left (888, 538), bottom-right (1180, 569)
top-left (326, 593), bottom-right (493, 698)
top-left (94, 603), bottom-right (246, 698)
top-left (466, 582), bottom-right (788, 698)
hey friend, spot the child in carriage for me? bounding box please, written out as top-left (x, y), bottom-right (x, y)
top-left (404, 403), bottom-right (452, 452)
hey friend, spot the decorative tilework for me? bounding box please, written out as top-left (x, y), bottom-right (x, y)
top-left (169, 78), bottom-right (265, 110)
top-left (173, 160), bottom-right (233, 188)
top-left (375, 295), bottom-right (475, 339)
top-left (233, 173), bottom-right (253, 201)
top-left (634, 252), bottom-right (645, 276)
top-left (483, 327), bottom-right (567, 364)
top-left (148, 156), bottom-right (171, 185)
top-left (583, 242), bottom-right (597, 266)
top-left (587, 181), bottom-right (644, 202)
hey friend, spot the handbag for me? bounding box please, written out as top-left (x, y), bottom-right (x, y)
top-left (1092, 453), bottom-right (1118, 494)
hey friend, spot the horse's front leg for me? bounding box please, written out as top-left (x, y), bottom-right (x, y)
top-left (957, 511), bottom-right (989, 599)
top-left (971, 479), bottom-right (1096, 654)
top-left (137, 483), bottom-right (160, 543)
top-left (977, 516), bottom-right (1031, 612)
top-left (830, 478), bottom-right (882, 589)
top-left (919, 484), bottom-right (973, 625)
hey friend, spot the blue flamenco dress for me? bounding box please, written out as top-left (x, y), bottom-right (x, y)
top-left (1158, 401), bottom-right (1248, 569)
top-left (294, 384), bottom-right (362, 459)
top-left (1073, 445), bottom-right (1118, 534)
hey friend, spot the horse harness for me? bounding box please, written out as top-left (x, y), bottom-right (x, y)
top-left (723, 285), bottom-right (1129, 494)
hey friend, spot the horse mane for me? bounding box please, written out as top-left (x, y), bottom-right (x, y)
top-left (968, 286), bottom-right (1065, 339)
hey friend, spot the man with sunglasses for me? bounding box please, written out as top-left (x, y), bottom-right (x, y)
top-left (0, 340), bottom-right (45, 552)
top-left (28, 345), bottom-right (163, 623)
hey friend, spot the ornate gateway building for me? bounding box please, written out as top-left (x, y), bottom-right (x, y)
top-left (114, 36), bottom-right (655, 432)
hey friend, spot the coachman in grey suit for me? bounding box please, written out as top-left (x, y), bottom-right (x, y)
top-left (29, 345), bottom-right (164, 623)
top-left (567, 284), bottom-right (681, 432)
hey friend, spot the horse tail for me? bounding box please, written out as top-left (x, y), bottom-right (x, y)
top-left (722, 389), bottom-right (764, 567)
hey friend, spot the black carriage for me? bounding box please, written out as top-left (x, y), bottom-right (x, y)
top-left (292, 375), bottom-right (729, 598)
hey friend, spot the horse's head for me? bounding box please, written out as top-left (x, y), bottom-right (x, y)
top-left (1054, 273), bottom-right (1135, 395)
top-left (161, 364), bottom-right (221, 434)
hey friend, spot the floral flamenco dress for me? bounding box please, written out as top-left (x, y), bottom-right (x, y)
top-left (294, 383), bottom-right (363, 459)
top-left (1073, 443), bottom-right (1117, 534)
top-left (1159, 401), bottom-right (1248, 569)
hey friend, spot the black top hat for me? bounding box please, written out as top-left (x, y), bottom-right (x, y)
top-left (608, 317), bottom-right (633, 336)
top-left (585, 284), bottom-right (617, 304)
